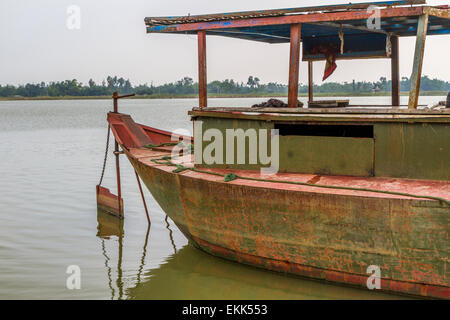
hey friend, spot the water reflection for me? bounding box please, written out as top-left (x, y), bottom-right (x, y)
top-left (131, 246), bottom-right (406, 300)
top-left (97, 209), bottom-right (124, 240)
top-left (136, 224), bottom-right (151, 285)
top-left (97, 210), bottom-right (125, 300)
top-left (96, 210), bottom-right (402, 300)
top-left (165, 215), bottom-right (177, 254)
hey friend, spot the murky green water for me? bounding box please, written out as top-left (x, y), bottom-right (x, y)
top-left (0, 96), bottom-right (441, 299)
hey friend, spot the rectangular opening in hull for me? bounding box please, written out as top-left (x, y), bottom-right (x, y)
top-left (275, 124), bottom-right (374, 138)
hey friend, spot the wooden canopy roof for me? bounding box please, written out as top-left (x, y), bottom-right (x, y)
top-left (145, 1), bottom-right (449, 43)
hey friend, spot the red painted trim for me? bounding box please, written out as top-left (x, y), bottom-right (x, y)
top-left (139, 123), bottom-right (193, 143)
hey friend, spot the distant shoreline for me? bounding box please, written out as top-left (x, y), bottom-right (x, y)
top-left (0, 91), bottom-right (447, 101)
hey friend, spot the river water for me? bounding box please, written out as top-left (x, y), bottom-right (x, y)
top-left (0, 96), bottom-right (442, 300)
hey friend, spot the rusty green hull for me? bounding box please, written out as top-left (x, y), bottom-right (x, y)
top-left (127, 153), bottom-right (448, 299)
top-left (108, 112), bottom-right (449, 299)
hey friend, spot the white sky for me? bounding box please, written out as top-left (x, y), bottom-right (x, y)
top-left (0, 0), bottom-right (449, 86)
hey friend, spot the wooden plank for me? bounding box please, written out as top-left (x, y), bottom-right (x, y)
top-left (279, 136), bottom-right (375, 176)
top-left (190, 107), bottom-right (450, 115)
top-left (408, 14), bottom-right (429, 109)
top-left (374, 123), bottom-right (450, 180)
top-left (308, 100), bottom-right (350, 108)
top-left (391, 35), bottom-right (400, 106)
top-left (198, 30), bottom-right (207, 108)
top-left (189, 110), bottom-right (450, 124)
top-left (288, 24), bottom-right (301, 108)
top-left (425, 7), bottom-right (450, 19)
top-left (308, 61), bottom-right (313, 102)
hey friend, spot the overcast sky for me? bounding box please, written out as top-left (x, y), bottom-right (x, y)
top-left (0, 0), bottom-right (449, 86)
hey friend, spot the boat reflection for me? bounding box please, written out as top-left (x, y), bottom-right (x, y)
top-left (97, 209), bottom-right (402, 300)
top-left (97, 210), bottom-right (124, 299)
top-left (126, 244), bottom-right (401, 300)
top-left (97, 209), bottom-right (124, 239)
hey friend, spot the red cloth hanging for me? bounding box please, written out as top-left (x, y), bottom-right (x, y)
top-left (311, 44), bottom-right (338, 81)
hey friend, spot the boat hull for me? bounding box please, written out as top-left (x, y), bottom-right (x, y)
top-left (107, 112), bottom-right (449, 299)
top-left (128, 156), bottom-right (449, 299)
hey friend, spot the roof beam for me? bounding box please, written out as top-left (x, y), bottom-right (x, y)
top-left (145, 1), bottom-right (426, 26)
top-left (207, 30), bottom-right (290, 41)
top-left (315, 22), bottom-right (392, 35)
top-left (425, 7), bottom-right (450, 19)
top-left (147, 7), bottom-right (424, 34)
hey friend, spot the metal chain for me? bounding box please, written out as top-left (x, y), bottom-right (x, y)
top-left (98, 124), bottom-right (111, 186)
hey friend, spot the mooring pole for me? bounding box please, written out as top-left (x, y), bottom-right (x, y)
top-left (114, 143), bottom-right (123, 216)
top-left (111, 91), bottom-right (135, 217)
top-left (113, 92), bottom-right (119, 112)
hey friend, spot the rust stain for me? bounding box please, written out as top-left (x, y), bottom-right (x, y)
top-left (307, 175), bottom-right (322, 184)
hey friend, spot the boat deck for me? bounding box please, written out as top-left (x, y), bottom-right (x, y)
top-left (128, 146), bottom-right (450, 203)
top-left (189, 107), bottom-right (450, 123)
top-left (107, 111), bottom-right (449, 204)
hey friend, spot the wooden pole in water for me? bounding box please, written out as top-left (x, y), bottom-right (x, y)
top-left (113, 91), bottom-right (123, 217)
top-left (114, 146), bottom-right (122, 216)
top-left (308, 61), bottom-right (313, 103)
top-left (135, 171), bottom-right (150, 224)
top-left (391, 35), bottom-right (400, 106)
top-left (408, 14), bottom-right (428, 109)
top-left (198, 30), bottom-right (207, 108)
top-left (288, 24), bottom-right (301, 108)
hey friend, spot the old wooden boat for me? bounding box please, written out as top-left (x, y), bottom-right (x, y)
top-left (101, 1), bottom-right (450, 298)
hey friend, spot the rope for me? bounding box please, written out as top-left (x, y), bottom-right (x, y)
top-left (145, 142), bottom-right (179, 149)
top-left (98, 125), bottom-right (111, 186)
top-left (146, 144), bottom-right (450, 206)
top-left (386, 33), bottom-right (393, 56)
top-left (338, 25), bottom-right (344, 55)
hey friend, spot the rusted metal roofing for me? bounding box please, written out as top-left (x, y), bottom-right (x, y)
top-left (145, 1), bottom-right (450, 43)
top-left (145, 1), bottom-right (425, 26)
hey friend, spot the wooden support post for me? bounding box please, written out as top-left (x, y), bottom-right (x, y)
top-left (308, 61), bottom-right (313, 103)
top-left (408, 14), bottom-right (428, 109)
top-left (288, 24), bottom-right (301, 108)
top-left (391, 36), bottom-right (400, 106)
top-left (198, 30), bottom-right (207, 108)
top-left (113, 92), bottom-right (119, 112)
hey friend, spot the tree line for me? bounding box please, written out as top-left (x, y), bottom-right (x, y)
top-left (1, 75), bottom-right (449, 98)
